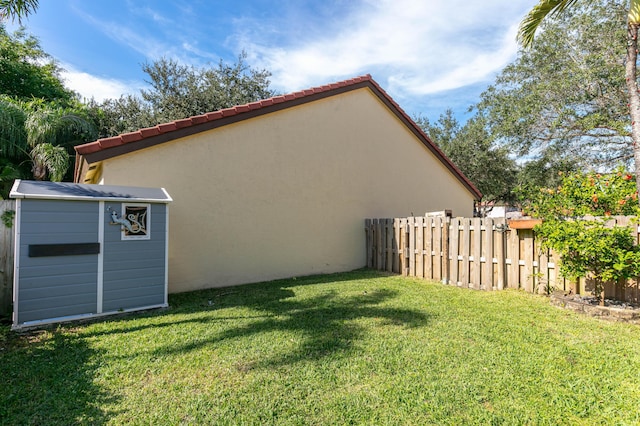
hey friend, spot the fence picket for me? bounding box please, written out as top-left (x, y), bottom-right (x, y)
top-left (482, 218), bottom-right (494, 290)
top-left (460, 219), bottom-right (471, 288)
top-left (415, 216), bottom-right (424, 278)
top-left (495, 219), bottom-right (506, 290)
top-left (472, 218), bottom-right (482, 290)
top-left (507, 225), bottom-right (520, 289)
top-left (449, 218), bottom-right (460, 286)
top-left (0, 199), bottom-right (15, 316)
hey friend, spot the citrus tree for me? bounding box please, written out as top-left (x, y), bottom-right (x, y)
top-left (524, 167), bottom-right (640, 304)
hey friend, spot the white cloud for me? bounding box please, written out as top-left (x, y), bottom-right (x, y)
top-left (61, 64), bottom-right (142, 102)
top-left (234, 0), bottom-right (533, 96)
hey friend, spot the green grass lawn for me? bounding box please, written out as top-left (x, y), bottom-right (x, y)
top-left (1, 269), bottom-right (640, 425)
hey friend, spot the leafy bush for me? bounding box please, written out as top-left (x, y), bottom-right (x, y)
top-left (525, 167), bottom-right (640, 303)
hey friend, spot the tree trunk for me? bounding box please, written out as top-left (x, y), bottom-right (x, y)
top-left (628, 13), bottom-right (640, 203)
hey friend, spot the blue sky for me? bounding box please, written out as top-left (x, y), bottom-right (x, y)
top-left (8, 0), bottom-right (536, 123)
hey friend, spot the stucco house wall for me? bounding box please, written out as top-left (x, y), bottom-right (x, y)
top-left (76, 76), bottom-right (480, 293)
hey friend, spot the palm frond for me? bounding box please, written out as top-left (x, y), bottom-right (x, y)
top-left (30, 143), bottom-right (69, 181)
top-left (0, 97), bottom-right (27, 158)
top-left (0, 0), bottom-right (39, 23)
top-left (518, 0), bottom-right (580, 48)
top-left (25, 107), bottom-right (97, 148)
top-left (631, 0), bottom-right (640, 24)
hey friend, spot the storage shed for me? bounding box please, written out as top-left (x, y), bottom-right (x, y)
top-left (10, 180), bottom-right (172, 329)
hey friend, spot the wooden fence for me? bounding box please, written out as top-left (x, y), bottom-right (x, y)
top-left (0, 199), bottom-right (15, 316)
top-left (365, 215), bottom-right (640, 303)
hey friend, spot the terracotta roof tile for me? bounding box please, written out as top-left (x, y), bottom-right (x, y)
top-left (157, 123), bottom-right (177, 132)
top-left (140, 127), bottom-right (161, 137)
top-left (75, 141), bottom-right (102, 154)
top-left (120, 132), bottom-right (143, 143)
top-left (98, 136), bottom-right (123, 149)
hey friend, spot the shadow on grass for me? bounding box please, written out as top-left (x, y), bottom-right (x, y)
top-left (155, 269), bottom-right (431, 368)
top-left (0, 330), bottom-right (117, 425)
top-left (81, 270), bottom-right (429, 368)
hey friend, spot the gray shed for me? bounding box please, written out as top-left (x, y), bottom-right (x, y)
top-left (10, 180), bottom-right (172, 329)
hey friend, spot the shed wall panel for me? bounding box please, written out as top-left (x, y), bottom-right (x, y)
top-left (17, 199), bottom-right (99, 324)
top-left (102, 203), bottom-right (167, 311)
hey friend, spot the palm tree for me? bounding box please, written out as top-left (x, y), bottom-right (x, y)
top-left (0, 96), bottom-right (96, 183)
top-left (0, 0), bottom-right (39, 23)
top-left (517, 0), bottom-right (640, 202)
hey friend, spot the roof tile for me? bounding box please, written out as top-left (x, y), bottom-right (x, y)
top-left (174, 119), bottom-right (193, 129)
top-left (140, 127), bottom-right (161, 137)
top-left (191, 115), bottom-right (208, 124)
top-left (121, 132), bottom-right (143, 143)
top-left (99, 136), bottom-right (124, 149)
top-left (157, 123), bottom-right (177, 132)
top-left (206, 111), bottom-right (224, 120)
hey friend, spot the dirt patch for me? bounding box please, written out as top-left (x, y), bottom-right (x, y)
top-left (550, 291), bottom-right (640, 324)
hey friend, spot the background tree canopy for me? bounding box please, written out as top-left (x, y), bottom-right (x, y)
top-left (476, 0), bottom-right (630, 169)
top-left (89, 53), bottom-right (276, 138)
top-left (0, 25), bottom-right (74, 103)
top-left (416, 111), bottom-right (518, 207)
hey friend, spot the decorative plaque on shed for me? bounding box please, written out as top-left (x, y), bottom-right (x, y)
top-left (121, 203), bottom-right (150, 240)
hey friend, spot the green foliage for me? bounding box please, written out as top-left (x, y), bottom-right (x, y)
top-left (0, 25), bottom-right (74, 102)
top-left (91, 52), bottom-right (277, 137)
top-left (0, 97), bottom-right (96, 186)
top-left (30, 143), bottom-right (69, 181)
top-left (0, 94), bottom-right (27, 158)
top-left (0, 158), bottom-right (25, 198)
top-left (0, 0), bottom-right (39, 23)
top-left (524, 166), bottom-right (640, 218)
top-left (518, 0), bottom-right (580, 48)
top-left (1, 208), bottom-right (14, 227)
top-left (527, 167), bottom-right (640, 301)
top-left (86, 94), bottom-right (155, 138)
top-left (477, 0), bottom-right (631, 168)
top-left (416, 110), bottom-right (518, 204)
top-left (516, 153), bottom-right (578, 195)
top-left (0, 25), bottom-right (95, 192)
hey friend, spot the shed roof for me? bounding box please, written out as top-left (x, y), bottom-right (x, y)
top-left (10, 180), bottom-right (172, 203)
top-left (75, 74), bottom-right (482, 200)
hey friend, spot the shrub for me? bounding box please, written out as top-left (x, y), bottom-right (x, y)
top-left (525, 167), bottom-right (640, 304)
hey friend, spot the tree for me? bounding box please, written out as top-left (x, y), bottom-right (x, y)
top-left (86, 94), bottom-right (155, 138)
top-left (416, 110), bottom-right (519, 211)
top-left (516, 0), bottom-right (640, 201)
top-left (140, 52), bottom-right (275, 125)
top-left (92, 53), bottom-right (277, 137)
top-left (478, 0), bottom-right (629, 172)
top-left (0, 25), bottom-right (74, 102)
top-left (0, 25), bottom-right (94, 197)
top-left (0, 96), bottom-right (96, 184)
top-left (0, 0), bottom-right (39, 23)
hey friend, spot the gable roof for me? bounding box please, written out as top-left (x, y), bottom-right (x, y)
top-left (75, 75), bottom-right (482, 199)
